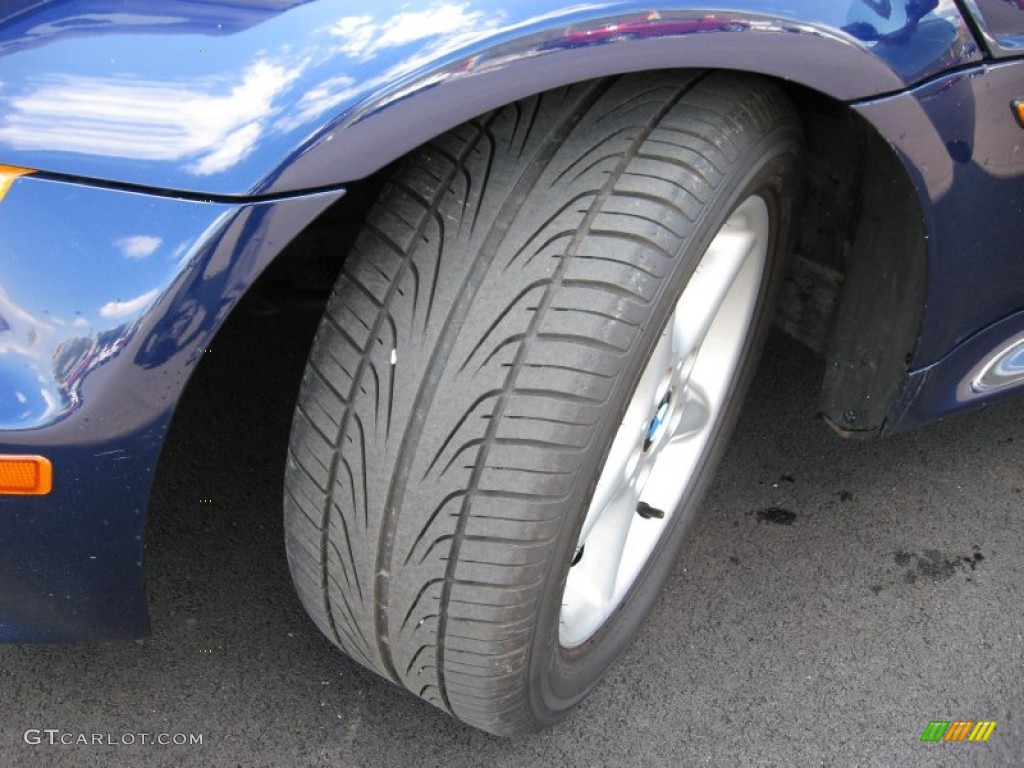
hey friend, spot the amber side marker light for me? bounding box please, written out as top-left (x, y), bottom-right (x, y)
top-left (1015, 100), bottom-right (1024, 129)
top-left (0, 456), bottom-right (52, 495)
top-left (0, 164), bottom-right (33, 203)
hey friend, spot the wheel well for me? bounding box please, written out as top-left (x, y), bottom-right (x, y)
top-left (780, 84), bottom-right (927, 437)
top-left (196, 71), bottom-right (927, 441)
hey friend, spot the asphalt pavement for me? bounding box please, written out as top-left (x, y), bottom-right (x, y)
top-left (1, 300), bottom-right (1020, 767)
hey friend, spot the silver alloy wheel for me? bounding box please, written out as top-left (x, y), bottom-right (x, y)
top-left (559, 195), bottom-right (771, 648)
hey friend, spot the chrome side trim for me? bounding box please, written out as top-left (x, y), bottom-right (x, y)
top-left (969, 336), bottom-right (1024, 394)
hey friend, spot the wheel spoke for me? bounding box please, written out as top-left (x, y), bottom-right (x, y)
top-left (575, 483), bottom-right (640, 606)
top-left (560, 578), bottom-right (607, 638)
top-left (579, 427), bottom-right (639, 546)
top-left (670, 229), bottom-right (756, 364)
top-left (668, 383), bottom-right (712, 444)
top-left (631, 327), bottom-right (674, 414)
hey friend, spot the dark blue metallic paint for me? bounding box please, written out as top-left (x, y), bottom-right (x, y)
top-left (0, 0), bottom-right (1021, 642)
top-left (273, 1), bottom-right (980, 193)
top-left (0, 174), bottom-right (340, 640)
top-left (894, 307), bottom-right (1024, 433)
top-left (855, 59), bottom-right (1024, 371)
top-left (960, 0), bottom-right (1024, 55)
top-left (0, 1), bottom-right (978, 196)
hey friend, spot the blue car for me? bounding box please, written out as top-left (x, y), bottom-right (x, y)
top-left (0, 0), bottom-right (1021, 735)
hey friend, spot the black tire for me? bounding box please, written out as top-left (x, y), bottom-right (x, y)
top-left (284, 71), bottom-right (801, 735)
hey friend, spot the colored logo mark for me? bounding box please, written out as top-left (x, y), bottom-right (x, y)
top-left (920, 721), bottom-right (997, 742)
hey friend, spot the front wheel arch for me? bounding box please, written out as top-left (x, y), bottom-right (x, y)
top-left (283, 70), bottom-right (803, 734)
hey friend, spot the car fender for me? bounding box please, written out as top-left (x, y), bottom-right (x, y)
top-left (0, 175), bottom-right (341, 641)
top-left (0, 0), bottom-right (981, 196)
top-left (0, 0), bottom-right (995, 643)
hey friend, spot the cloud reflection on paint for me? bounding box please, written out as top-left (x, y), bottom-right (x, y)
top-left (99, 288), bottom-right (161, 318)
top-left (330, 4), bottom-right (492, 61)
top-left (116, 235), bottom-right (162, 260)
top-left (0, 59), bottom-right (299, 175)
top-left (279, 3), bottom-right (505, 131)
top-left (0, 2), bottom-right (511, 176)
